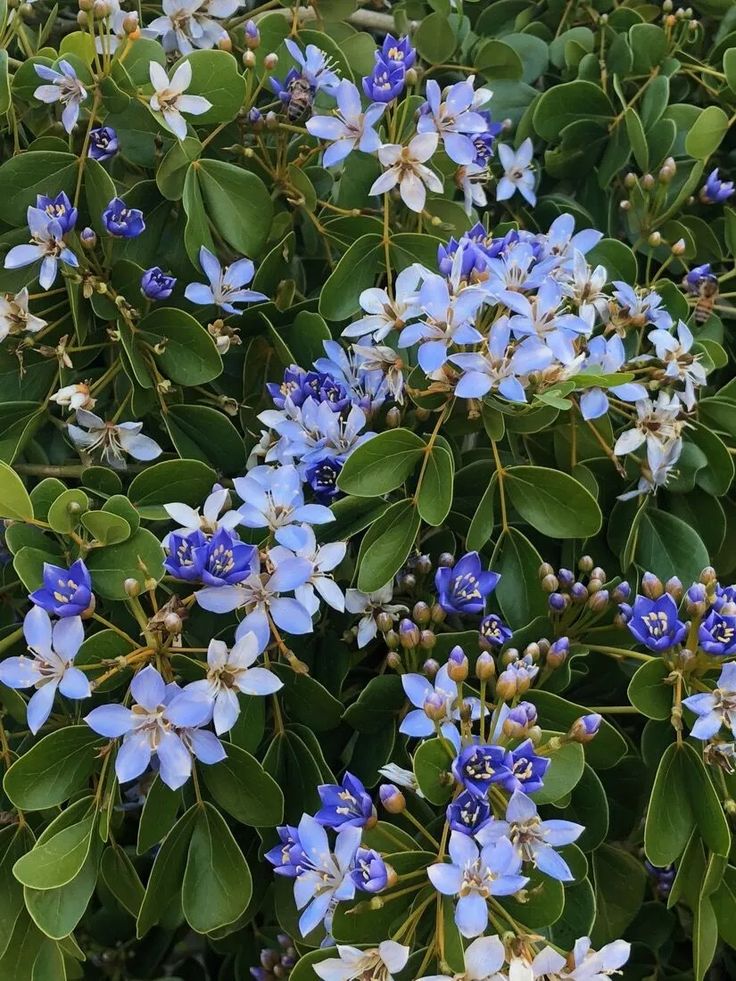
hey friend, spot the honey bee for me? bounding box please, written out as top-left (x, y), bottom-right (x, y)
top-left (694, 277), bottom-right (719, 324)
top-left (286, 76), bottom-right (314, 121)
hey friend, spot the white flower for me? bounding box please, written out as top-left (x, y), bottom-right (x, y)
top-left (315, 940), bottom-right (409, 981)
top-left (164, 486), bottom-right (242, 537)
top-left (419, 935), bottom-right (507, 981)
top-left (496, 138), bottom-right (536, 206)
top-left (0, 287), bottom-right (47, 341)
top-left (369, 133), bottom-right (443, 213)
top-left (270, 526), bottom-right (346, 615)
top-left (148, 0), bottom-right (240, 54)
top-left (457, 162), bottom-right (489, 215)
top-left (50, 383), bottom-right (95, 412)
top-left (377, 763), bottom-right (425, 797)
top-left (342, 264), bottom-right (422, 342)
top-left (149, 60), bottom-right (212, 140)
top-left (613, 392), bottom-right (684, 457)
top-left (67, 409), bottom-right (162, 467)
top-left (345, 583), bottom-right (407, 647)
top-left (351, 342), bottom-right (405, 403)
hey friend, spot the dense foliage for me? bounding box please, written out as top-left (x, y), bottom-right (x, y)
top-left (0, 0), bottom-right (736, 979)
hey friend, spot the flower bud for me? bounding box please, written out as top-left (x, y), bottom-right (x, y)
top-left (538, 562), bottom-right (555, 579)
top-left (642, 173), bottom-right (655, 190)
top-left (541, 574), bottom-right (559, 593)
top-left (163, 612), bottom-right (182, 634)
top-left (413, 601), bottom-right (431, 626)
top-left (385, 651), bottom-right (402, 671)
top-left (624, 172), bottom-right (637, 188)
top-left (242, 49), bottom-right (256, 69)
top-left (399, 573), bottom-right (416, 591)
top-left (620, 200), bottom-right (631, 211)
top-left (578, 555), bottom-right (594, 573)
top-left (686, 583), bottom-right (707, 616)
top-left (122, 11), bottom-right (139, 34)
top-left (447, 645), bottom-right (468, 682)
top-left (546, 637), bottom-right (569, 668)
top-left (612, 581), bottom-right (631, 603)
top-left (548, 592), bottom-right (568, 612)
top-left (419, 630), bottom-right (436, 650)
top-left (591, 567), bottom-right (606, 582)
top-left (569, 713), bottom-right (602, 743)
top-left (475, 651), bottom-right (495, 681)
top-left (124, 577), bottom-right (140, 597)
top-left (570, 582), bottom-right (588, 604)
top-left (495, 668), bottom-right (517, 700)
top-left (379, 784), bottom-right (406, 814)
top-left (415, 554), bottom-right (432, 576)
top-left (665, 576), bottom-right (683, 601)
top-left (376, 611), bottom-right (394, 633)
top-left (263, 52), bottom-right (278, 70)
top-left (424, 691), bottom-right (447, 721)
top-left (430, 603), bottom-right (446, 625)
top-left (385, 629), bottom-right (399, 650)
top-left (385, 406), bottom-right (401, 428)
top-left (648, 231), bottom-right (662, 247)
top-left (587, 578), bottom-right (604, 594)
top-left (700, 566), bottom-right (717, 585)
top-left (557, 568), bottom-right (574, 589)
top-left (523, 642), bottom-right (540, 662)
top-left (642, 572), bottom-right (664, 599)
top-left (671, 238), bottom-right (686, 256)
top-left (423, 658), bottom-right (439, 678)
top-left (438, 552), bottom-right (455, 568)
top-left (587, 589), bottom-right (609, 612)
top-left (80, 227), bottom-right (97, 248)
top-left (244, 19), bottom-right (260, 48)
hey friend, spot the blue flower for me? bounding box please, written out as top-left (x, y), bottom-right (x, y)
top-left (417, 78), bottom-right (492, 165)
top-left (305, 456), bottom-right (343, 503)
top-left (446, 789), bottom-right (492, 836)
top-left (4, 206), bottom-right (79, 290)
top-left (141, 266), bottom-right (176, 300)
top-left (362, 59), bottom-right (406, 103)
top-left (36, 192), bottom-right (77, 234)
top-left (683, 662), bottom-right (736, 740)
top-left (435, 551), bottom-right (500, 615)
top-left (350, 847), bottom-right (389, 893)
top-left (164, 530), bottom-right (208, 581)
top-left (315, 771), bottom-right (376, 829)
top-left (200, 528), bottom-right (259, 587)
top-left (698, 610), bottom-right (736, 656)
top-left (284, 39), bottom-right (340, 94)
top-left (0, 607), bottom-right (90, 734)
top-left (479, 612), bottom-right (512, 649)
top-left (234, 464), bottom-right (335, 550)
top-left (184, 246), bottom-right (266, 315)
top-left (400, 664), bottom-right (481, 739)
top-left (88, 125), bottom-right (119, 161)
top-left (452, 743), bottom-right (512, 797)
top-left (378, 34), bottom-right (415, 70)
top-left (499, 738), bottom-right (550, 794)
top-left (306, 79), bottom-right (385, 168)
top-left (479, 790), bottom-right (583, 881)
top-left (273, 814), bottom-right (360, 936)
top-left (684, 263), bottom-right (717, 295)
top-left (701, 168), bottom-right (734, 204)
top-left (84, 665), bottom-right (224, 790)
top-left (29, 559), bottom-right (93, 617)
top-left (265, 824), bottom-right (307, 877)
top-left (625, 593), bottom-right (687, 652)
top-left (184, 633), bottom-right (280, 734)
top-left (428, 833), bottom-right (528, 937)
top-left (33, 60), bottom-right (87, 132)
top-left (102, 197), bottom-right (145, 238)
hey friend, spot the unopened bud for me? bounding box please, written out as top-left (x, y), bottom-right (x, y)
top-left (546, 637), bottom-right (569, 668)
top-left (423, 658), bottom-right (439, 678)
top-left (385, 406), bottom-right (401, 428)
top-left (642, 174), bottom-right (655, 190)
top-left (569, 713), bottom-right (602, 743)
top-left (244, 19), bottom-right (260, 48)
top-left (424, 691), bottom-right (447, 721)
top-left (430, 603), bottom-right (446, 625)
top-left (438, 552), bottom-right (455, 568)
top-left (385, 629), bottom-right (399, 650)
top-left (538, 562), bottom-right (554, 579)
top-left (263, 52), bottom-right (278, 70)
top-left (648, 231), bottom-right (662, 247)
top-left (415, 554), bottom-right (432, 576)
top-left (671, 238), bottom-right (686, 256)
top-left (385, 651), bottom-right (401, 671)
top-left (80, 227), bottom-right (96, 248)
top-left (124, 577), bottom-right (140, 597)
top-left (77, 9), bottom-right (88, 24)
top-left (587, 589), bottom-right (609, 612)
top-left (578, 555), bottom-right (594, 573)
top-left (700, 566), bottom-right (717, 585)
top-left (495, 669), bottom-right (517, 700)
top-left (541, 574), bottom-right (559, 593)
top-left (163, 612), bottom-right (182, 634)
top-left (419, 630), bottom-right (436, 650)
top-left (379, 784), bottom-right (406, 814)
top-left (447, 646), bottom-right (468, 682)
top-left (642, 572), bottom-right (664, 599)
top-left (624, 172), bottom-right (637, 188)
top-left (475, 651), bottom-right (496, 681)
top-left (376, 611), bottom-right (394, 633)
top-left (242, 50), bottom-right (256, 69)
top-left (122, 11), bottom-right (139, 33)
top-left (620, 200), bottom-right (631, 211)
top-left (665, 577), bottom-right (683, 601)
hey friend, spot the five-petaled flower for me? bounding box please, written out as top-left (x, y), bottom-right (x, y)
top-left (149, 59), bottom-right (212, 140)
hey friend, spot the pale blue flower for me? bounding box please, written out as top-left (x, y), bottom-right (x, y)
top-left (0, 607), bottom-right (89, 734)
top-left (84, 665), bottom-right (224, 790)
top-left (683, 662), bottom-right (736, 740)
top-left (234, 464), bottom-right (335, 550)
top-left (579, 335), bottom-right (647, 421)
top-left (290, 814), bottom-right (361, 936)
top-left (34, 60), bottom-right (87, 132)
top-left (185, 246), bottom-right (267, 314)
top-left (4, 207), bottom-right (79, 290)
top-left (417, 78), bottom-right (492, 165)
top-left (306, 79), bottom-right (385, 167)
top-left (496, 139), bottom-right (536, 206)
top-left (184, 633), bottom-right (280, 734)
top-left (479, 791), bottom-right (583, 881)
top-left (428, 833), bottom-right (528, 937)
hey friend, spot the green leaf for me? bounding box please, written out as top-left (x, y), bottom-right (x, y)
top-left (4, 727), bottom-right (103, 811)
top-left (644, 742), bottom-right (695, 866)
top-left (591, 844), bottom-right (647, 945)
top-left (137, 776), bottom-right (181, 855)
top-left (493, 527), bottom-right (548, 629)
top-left (414, 12), bottom-right (456, 63)
top-left (99, 844), bottom-right (145, 918)
top-left (262, 729), bottom-right (325, 824)
top-left (25, 834), bottom-right (102, 940)
top-left (357, 499), bottom-right (420, 592)
top-left (138, 307), bottom-right (223, 386)
top-left (0, 461), bottom-right (33, 521)
top-left (533, 738), bottom-right (585, 804)
top-left (685, 106), bottom-right (729, 159)
top-left (137, 806), bottom-right (198, 937)
top-left (128, 458), bottom-right (216, 509)
top-left (13, 813), bottom-right (95, 890)
top-left (504, 466), bottom-right (602, 539)
top-left (182, 802), bottom-right (252, 934)
top-left (165, 404), bottom-right (246, 475)
top-left (319, 234), bottom-right (382, 321)
top-left (195, 159), bottom-right (273, 258)
top-left (177, 49), bottom-right (246, 124)
top-left (80, 509), bottom-right (130, 545)
top-left (200, 744), bottom-right (284, 826)
top-left (413, 738), bottom-right (454, 805)
top-left (85, 528), bottom-right (164, 599)
top-left (526, 691), bottom-right (627, 769)
top-left (47, 488), bottom-right (88, 534)
top-left (681, 742), bottom-right (731, 857)
top-left (417, 442), bottom-right (454, 527)
top-left (0, 826), bottom-right (34, 957)
top-left (533, 81), bottom-right (613, 141)
top-left (502, 866), bottom-right (565, 928)
top-left (0, 152), bottom-right (78, 226)
top-left (338, 430), bottom-right (425, 497)
top-left (628, 658), bottom-right (672, 720)
top-left (634, 509), bottom-right (710, 586)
